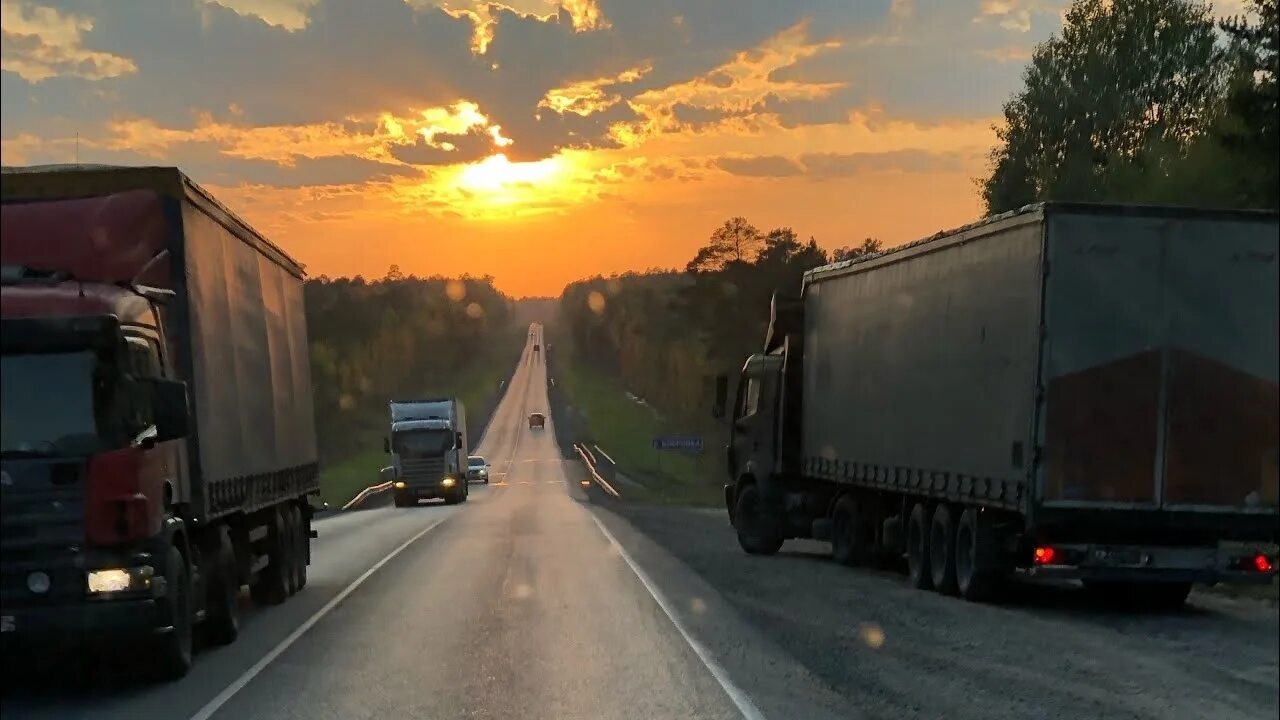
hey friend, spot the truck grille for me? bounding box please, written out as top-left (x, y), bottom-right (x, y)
top-left (401, 457), bottom-right (446, 488)
top-left (1, 460), bottom-right (87, 605)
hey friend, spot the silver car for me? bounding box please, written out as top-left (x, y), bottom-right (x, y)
top-left (466, 456), bottom-right (490, 484)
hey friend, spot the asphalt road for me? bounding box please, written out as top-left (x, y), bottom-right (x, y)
top-left (4, 324), bottom-right (1276, 720)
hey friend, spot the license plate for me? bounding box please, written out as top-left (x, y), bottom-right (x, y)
top-left (1, 615), bottom-right (14, 632)
top-left (1093, 548), bottom-right (1144, 566)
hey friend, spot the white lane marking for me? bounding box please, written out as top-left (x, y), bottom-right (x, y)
top-left (590, 514), bottom-right (767, 720)
top-left (188, 516), bottom-right (452, 720)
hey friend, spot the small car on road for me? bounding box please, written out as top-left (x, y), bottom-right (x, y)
top-left (528, 412), bottom-right (546, 430)
top-left (466, 456), bottom-right (490, 484)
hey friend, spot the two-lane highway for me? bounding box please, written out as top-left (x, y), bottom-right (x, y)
top-left (8, 324), bottom-right (1274, 720)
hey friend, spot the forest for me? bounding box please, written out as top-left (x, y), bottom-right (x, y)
top-left (305, 269), bottom-right (519, 479)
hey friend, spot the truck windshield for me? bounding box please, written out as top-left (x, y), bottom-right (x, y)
top-left (392, 429), bottom-right (452, 457)
top-left (0, 351), bottom-right (109, 457)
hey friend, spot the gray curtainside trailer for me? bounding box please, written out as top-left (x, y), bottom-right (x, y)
top-left (714, 203), bottom-right (1278, 606)
top-left (1, 165), bottom-right (318, 679)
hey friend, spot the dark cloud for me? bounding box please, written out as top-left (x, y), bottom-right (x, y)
top-left (388, 130), bottom-right (494, 166)
top-left (714, 155), bottom-right (804, 177)
top-left (799, 149), bottom-right (971, 177)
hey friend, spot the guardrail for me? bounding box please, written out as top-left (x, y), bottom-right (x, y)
top-left (573, 443), bottom-right (620, 498)
top-left (342, 480), bottom-right (393, 510)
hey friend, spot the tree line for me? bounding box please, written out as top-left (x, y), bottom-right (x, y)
top-left (305, 269), bottom-right (515, 465)
top-left (560, 220), bottom-right (880, 431)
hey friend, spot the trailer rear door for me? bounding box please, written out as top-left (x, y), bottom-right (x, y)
top-left (1038, 209), bottom-right (1278, 513)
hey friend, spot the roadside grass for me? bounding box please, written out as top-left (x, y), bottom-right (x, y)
top-left (317, 326), bottom-right (524, 508)
top-left (553, 336), bottom-right (723, 507)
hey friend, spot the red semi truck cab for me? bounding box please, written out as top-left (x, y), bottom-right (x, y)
top-left (1, 191), bottom-right (192, 644)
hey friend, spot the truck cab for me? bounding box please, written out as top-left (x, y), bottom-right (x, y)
top-left (1, 271), bottom-right (191, 658)
top-left (386, 399), bottom-right (468, 507)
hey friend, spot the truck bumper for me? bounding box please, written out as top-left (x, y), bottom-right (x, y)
top-left (1019, 543), bottom-right (1277, 584)
top-left (1, 597), bottom-right (162, 650)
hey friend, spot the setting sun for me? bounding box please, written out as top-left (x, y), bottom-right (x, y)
top-left (457, 153), bottom-right (563, 193)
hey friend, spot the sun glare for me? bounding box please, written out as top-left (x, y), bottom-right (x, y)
top-left (457, 153), bottom-right (563, 193)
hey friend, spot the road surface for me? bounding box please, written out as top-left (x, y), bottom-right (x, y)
top-left (3, 324), bottom-right (1276, 720)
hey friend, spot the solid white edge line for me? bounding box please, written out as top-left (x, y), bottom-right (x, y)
top-left (590, 514), bottom-right (767, 720)
top-left (188, 516), bottom-right (450, 720)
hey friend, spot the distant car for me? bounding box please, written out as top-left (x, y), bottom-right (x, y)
top-left (528, 412), bottom-right (546, 429)
top-left (534, 343), bottom-right (540, 352)
top-left (466, 455), bottom-right (490, 484)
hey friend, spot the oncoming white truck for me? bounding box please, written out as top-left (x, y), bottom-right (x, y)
top-left (385, 398), bottom-right (469, 507)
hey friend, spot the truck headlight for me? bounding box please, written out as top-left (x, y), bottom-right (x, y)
top-left (87, 566), bottom-right (153, 594)
top-left (393, 481), bottom-right (406, 489)
top-left (441, 477), bottom-right (457, 488)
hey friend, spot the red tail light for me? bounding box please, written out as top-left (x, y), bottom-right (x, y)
top-left (86, 448), bottom-right (153, 545)
top-left (1253, 554), bottom-right (1274, 573)
top-left (1033, 546), bottom-right (1057, 565)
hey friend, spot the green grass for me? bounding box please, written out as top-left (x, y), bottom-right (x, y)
top-left (554, 337), bottom-right (723, 507)
top-left (317, 327), bottom-right (524, 508)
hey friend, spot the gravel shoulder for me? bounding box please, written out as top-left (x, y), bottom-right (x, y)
top-left (600, 501), bottom-right (1280, 720)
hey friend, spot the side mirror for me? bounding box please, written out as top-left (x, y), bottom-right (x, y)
top-left (384, 437), bottom-right (391, 454)
top-left (712, 373), bottom-right (729, 419)
top-left (456, 431), bottom-right (464, 448)
top-left (379, 466), bottom-right (395, 483)
top-left (148, 379), bottom-right (190, 442)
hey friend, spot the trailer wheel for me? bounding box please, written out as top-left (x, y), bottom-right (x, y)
top-left (250, 509), bottom-right (288, 606)
top-left (288, 505), bottom-right (307, 593)
top-left (907, 503), bottom-right (932, 590)
top-left (954, 508), bottom-right (999, 602)
top-left (147, 545), bottom-right (193, 681)
top-left (298, 505), bottom-right (310, 589)
top-left (734, 484), bottom-right (784, 555)
top-left (203, 526), bottom-right (241, 646)
top-left (929, 504), bottom-right (960, 595)
top-left (831, 496), bottom-right (870, 567)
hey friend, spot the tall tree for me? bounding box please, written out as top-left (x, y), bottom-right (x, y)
top-left (981, 0), bottom-right (1225, 213)
top-left (1217, 0), bottom-right (1279, 207)
top-left (685, 217), bottom-right (763, 273)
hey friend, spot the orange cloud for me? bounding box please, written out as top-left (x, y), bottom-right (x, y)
top-left (539, 64), bottom-right (651, 117)
top-left (1, 0), bottom-right (137, 82)
top-left (610, 20), bottom-right (845, 145)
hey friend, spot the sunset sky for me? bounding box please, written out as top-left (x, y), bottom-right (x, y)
top-left (1, 0), bottom-right (1238, 296)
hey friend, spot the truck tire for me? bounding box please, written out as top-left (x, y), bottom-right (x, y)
top-left (929, 504), bottom-right (960, 595)
top-left (203, 526), bottom-right (241, 646)
top-left (954, 507), bottom-right (999, 602)
top-left (831, 496), bottom-right (870, 567)
top-left (907, 503), bottom-right (933, 590)
top-left (288, 505), bottom-right (307, 593)
top-left (297, 505), bottom-right (310, 590)
top-left (147, 545), bottom-right (194, 681)
top-left (250, 509), bottom-right (288, 606)
top-left (393, 492), bottom-right (410, 508)
top-left (734, 484), bottom-right (784, 556)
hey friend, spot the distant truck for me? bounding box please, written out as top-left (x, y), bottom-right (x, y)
top-left (0, 165), bottom-right (320, 679)
top-left (386, 398), bottom-right (469, 506)
top-left (714, 203), bottom-right (1279, 607)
